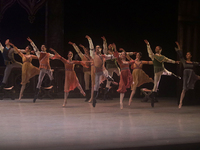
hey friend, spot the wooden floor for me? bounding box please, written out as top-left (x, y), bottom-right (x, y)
top-left (0, 97), bottom-right (200, 150)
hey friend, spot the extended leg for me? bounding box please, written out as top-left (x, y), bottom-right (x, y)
top-left (19, 84), bottom-right (26, 100)
top-left (63, 92), bottom-right (69, 107)
top-left (129, 89), bottom-right (136, 106)
top-left (120, 93), bottom-right (125, 109)
top-left (179, 89), bottom-right (186, 108)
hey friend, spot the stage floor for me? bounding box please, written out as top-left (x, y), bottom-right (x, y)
top-left (0, 97), bottom-right (200, 150)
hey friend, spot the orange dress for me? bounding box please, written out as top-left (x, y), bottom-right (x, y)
top-left (57, 56), bottom-right (86, 93)
top-left (114, 51), bottom-right (134, 93)
top-left (18, 53), bottom-right (40, 85)
top-left (131, 61), bottom-right (153, 91)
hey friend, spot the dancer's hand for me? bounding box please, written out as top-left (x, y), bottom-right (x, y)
top-left (175, 41), bottom-right (181, 49)
top-left (101, 36), bottom-right (106, 41)
top-left (175, 61), bottom-right (180, 64)
top-left (79, 44), bottom-right (84, 48)
top-left (31, 51), bottom-right (35, 54)
top-left (27, 37), bottom-right (32, 43)
top-left (85, 35), bottom-right (91, 40)
top-left (49, 48), bottom-right (56, 53)
top-left (144, 40), bottom-right (149, 45)
top-left (68, 41), bottom-right (74, 45)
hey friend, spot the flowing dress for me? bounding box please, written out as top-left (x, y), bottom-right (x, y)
top-left (131, 61), bottom-right (153, 91)
top-left (114, 51), bottom-right (134, 93)
top-left (55, 55), bottom-right (87, 93)
top-left (17, 51), bottom-right (40, 85)
top-left (176, 49), bottom-right (200, 90)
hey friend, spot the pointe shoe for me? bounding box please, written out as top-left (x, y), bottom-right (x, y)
top-left (120, 103), bottom-right (123, 109)
top-left (88, 99), bottom-right (92, 103)
top-left (128, 99), bottom-right (132, 106)
top-left (178, 103), bottom-right (182, 109)
top-left (18, 94), bottom-right (23, 100)
top-left (62, 104), bottom-right (66, 107)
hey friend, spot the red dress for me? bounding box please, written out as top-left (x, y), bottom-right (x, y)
top-left (56, 55), bottom-right (86, 93)
top-left (114, 51), bottom-right (134, 93)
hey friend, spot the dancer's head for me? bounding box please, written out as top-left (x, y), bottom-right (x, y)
top-left (186, 51), bottom-right (192, 60)
top-left (95, 45), bottom-right (102, 54)
top-left (155, 46), bottom-right (162, 54)
top-left (120, 51), bottom-right (126, 60)
top-left (41, 44), bottom-right (46, 52)
top-left (5, 39), bottom-right (11, 46)
top-left (108, 44), bottom-right (114, 54)
top-left (68, 51), bottom-right (73, 59)
top-left (25, 45), bottom-right (32, 54)
top-left (136, 52), bottom-right (142, 60)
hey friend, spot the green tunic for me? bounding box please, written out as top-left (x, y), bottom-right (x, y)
top-left (106, 59), bottom-right (118, 69)
top-left (153, 55), bottom-right (165, 73)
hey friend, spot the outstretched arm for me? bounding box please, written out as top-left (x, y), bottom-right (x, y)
top-left (101, 36), bottom-right (108, 54)
top-left (9, 43), bottom-right (23, 58)
top-left (142, 61), bottom-right (153, 65)
top-left (144, 40), bottom-right (154, 60)
top-left (69, 41), bottom-right (84, 59)
top-left (49, 48), bottom-right (67, 63)
top-left (27, 37), bottom-right (40, 58)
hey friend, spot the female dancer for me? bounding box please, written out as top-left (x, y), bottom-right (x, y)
top-left (175, 42), bottom-right (200, 108)
top-left (50, 48), bottom-right (88, 106)
top-left (9, 43), bottom-right (40, 100)
top-left (127, 51), bottom-right (154, 106)
top-left (112, 44), bottom-right (134, 109)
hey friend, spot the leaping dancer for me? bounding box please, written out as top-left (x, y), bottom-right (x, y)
top-left (144, 40), bottom-right (179, 107)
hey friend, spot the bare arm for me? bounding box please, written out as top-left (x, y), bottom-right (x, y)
top-left (142, 61), bottom-right (153, 65)
top-left (101, 36), bottom-right (108, 54)
top-left (69, 42), bottom-right (84, 59)
top-left (163, 57), bottom-right (176, 64)
top-left (9, 43), bottom-right (23, 58)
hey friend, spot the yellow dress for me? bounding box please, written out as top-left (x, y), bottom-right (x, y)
top-left (19, 53), bottom-right (40, 85)
top-left (131, 61), bottom-right (153, 91)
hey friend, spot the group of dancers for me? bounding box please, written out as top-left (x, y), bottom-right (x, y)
top-left (0, 36), bottom-right (199, 109)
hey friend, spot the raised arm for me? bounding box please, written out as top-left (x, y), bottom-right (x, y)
top-left (0, 42), bottom-right (4, 53)
top-left (69, 41), bottom-right (84, 59)
top-left (144, 40), bottom-right (154, 60)
top-left (101, 36), bottom-right (108, 54)
top-left (9, 43), bottom-right (23, 58)
top-left (85, 35), bottom-right (95, 59)
top-left (27, 37), bottom-right (40, 58)
top-left (49, 48), bottom-right (67, 63)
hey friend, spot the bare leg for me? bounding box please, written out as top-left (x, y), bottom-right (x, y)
top-left (88, 85), bottom-right (94, 103)
top-left (129, 90), bottom-right (136, 106)
top-left (77, 84), bottom-right (86, 96)
top-left (179, 89), bottom-right (186, 108)
top-left (19, 84), bottom-right (26, 100)
top-left (120, 93), bottom-right (125, 109)
top-left (63, 92), bottom-right (69, 107)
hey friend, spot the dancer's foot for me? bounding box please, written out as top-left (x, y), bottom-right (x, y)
top-left (81, 91), bottom-right (86, 97)
top-left (93, 98), bottom-right (96, 107)
top-left (88, 98), bottom-right (92, 103)
top-left (178, 103), bottom-right (182, 109)
top-left (128, 99), bottom-right (132, 106)
top-left (18, 94), bottom-right (23, 100)
top-left (62, 103), bottom-right (66, 107)
top-left (120, 103), bottom-right (123, 109)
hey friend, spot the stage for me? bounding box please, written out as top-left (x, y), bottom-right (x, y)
top-left (0, 98), bottom-right (200, 150)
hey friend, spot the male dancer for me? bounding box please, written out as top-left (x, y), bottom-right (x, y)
top-left (27, 37), bottom-right (55, 103)
top-left (86, 35), bottom-right (115, 107)
top-left (0, 39), bottom-right (24, 91)
top-left (102, 36), bottom-right (120, 100)
top-left (68, 42), bottom-right (93, 102)
top-left (144, 40), bottom-right (179, 107)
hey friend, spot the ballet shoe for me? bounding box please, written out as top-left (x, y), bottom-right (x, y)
top-left (178, 103), bottom-right (182, 109)
top-left (81, 91), bottom-right (86, 97)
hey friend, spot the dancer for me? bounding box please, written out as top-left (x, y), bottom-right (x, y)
top-left (112, 44), bottom-right (134, 109)
top-left (127, 51), bottom-right (154, 106)
top-left (102, 36), bottom-right (120, 100)
top-left (0, 39), bottom-right (24, 90)
top-left (9, 43), bottom-right (40, 100)
top-left (144, 40), bottom-right (179, 107)
top-left (68, 42), bottom-right (93, 102)
top-left (27, 37), bottom-right (55, 103)
top-left (85, 35), bottom-right (116, 107)
top-left (50, 48), bottom-right (88, 106)
top-left (175, 42), bottom-right (200, 108)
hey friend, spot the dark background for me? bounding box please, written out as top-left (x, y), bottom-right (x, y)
top-left (0, 0), bottom-right (180, 97)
